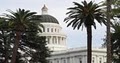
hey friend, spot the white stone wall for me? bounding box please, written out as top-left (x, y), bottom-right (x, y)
top-left (47, 48), bottom-right (106, 63)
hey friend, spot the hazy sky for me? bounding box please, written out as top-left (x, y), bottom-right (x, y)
top-left (0, 0), bottom-right (105, 48)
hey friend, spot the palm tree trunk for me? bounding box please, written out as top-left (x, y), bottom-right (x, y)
top-left (87, 25), bottom-right (92, 63)
top-left (106, 0), bottom-right (112, 63)
top-left (11, 31), bottom-right (21, 63)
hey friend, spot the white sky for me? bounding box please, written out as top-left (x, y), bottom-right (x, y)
top-left (0, 0), bottom-right (105, 48)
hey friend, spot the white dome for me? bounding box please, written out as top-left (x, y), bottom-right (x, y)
top-left (39, 5), bottom-right (67, 51)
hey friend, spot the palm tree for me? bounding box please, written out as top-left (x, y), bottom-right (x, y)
top-left (4, 9), bottom-right (37, 63)
top-left (64, 1), bottom-right (106, 63)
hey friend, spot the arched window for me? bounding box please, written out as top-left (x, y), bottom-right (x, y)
top-left (58, 29), bottom-right (59, 32)
top-left (51, 28), bottom-right (53, 32)
top-left (43, 28), bottom-right (45, 32)
top-left (55, 28), bottom-right (56, 32)
top-left (47, 28), bottom-right (49, 32)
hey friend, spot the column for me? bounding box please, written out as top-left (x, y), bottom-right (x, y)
top-left (64, 37), bottom-right (66, 45)
top-left (50, 36), bottom-right (53, 44)
top-left (53, 59), bottom-right (55, 63)
top-left (73, 56), bottom-right (76, 63)
top-left (58, 58), bottom-right (61, 63)
top-left (59, 37), bottom-right (62, 45)
top-left (83, 55), bottom-right (87, 63)
top-left (67, 57), bottom-right (70, 63)
top-left (96, 55), bottom-right (99, 63)
top-left (65, 58), bottom-right (67, 63)
top-left (56, 36), bottom-right (58, 44)
top-left (70, 57), bottom-right (72, 63)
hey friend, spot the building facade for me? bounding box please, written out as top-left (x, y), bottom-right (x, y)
top-left (47, 48), bottom-right (106, 63)
top-left (39, 5), bottom-right (107, 63)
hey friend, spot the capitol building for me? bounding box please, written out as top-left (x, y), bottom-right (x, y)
top-left (39, 5), bottom-right (107, 63)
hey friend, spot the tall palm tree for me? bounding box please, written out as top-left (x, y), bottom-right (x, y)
top-left (64, 1), bottom-right (106, 63)
top-left (5, 9), bottom-right (37, 63)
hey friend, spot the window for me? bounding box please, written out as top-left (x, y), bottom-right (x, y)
top-left (52, 38), bottom-right (54, 44)
top-left (55, 28), bottom-right (56, 32)
top-left (62, 38), bottom-right (64, 41)
top-left (43, 28), bottom-right (45, 32)
top-left (58, 38), bottom-right (60, 44)
top-left (58, 29), bottom-right (59, 32)
top-left (57, 60), bottom-right (59, 63)
top-left (51, 28), bottom-right (53, 32)
top-left (63, 59), bottom-right (66, 63)
top-left (48, 60), bottom-right (52, 63)
top-left (67, 57), bottom-right (70, 63)
top-left (47, 28), bottom-right (49, 32)
top-left (79, 58), bottom-right (82, 63)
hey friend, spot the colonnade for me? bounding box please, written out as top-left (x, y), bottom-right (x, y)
top-left (48, 56), bottom-right (87, 63)
top-left (48, 55), bottom-right (106, 63)
top-left (46, 36), bottom-right (66, 45)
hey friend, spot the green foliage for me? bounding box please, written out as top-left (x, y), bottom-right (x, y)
top-left (102, 22), bottom-right (120, 63)
top-left (0, 9), bottom-right (50, 63)
top-left (111, 22), bottom-right (120, 63)
top-left (0, 17), bottom-right (12, 63)
top-left (15, 27), bottom-right (50, 63)
top-left (5, 8), bottom-right (37, 31)
top-left (64, 1), bottom-right (106, 30)
top-left (100, 0), bottom-right (120, 18)
top-left (64, 1), bottom-right (106, 63)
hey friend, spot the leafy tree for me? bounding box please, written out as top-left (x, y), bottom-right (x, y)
top-left (111, 22), bottom-right (120, 63)
top-left (1, 9), bottom-right (50, 63)
top-left (64, 1), bottom-right (106, 63)
top-left (0, 17), bottom-right (12, 63)
top-left (111, 0), bottom-right (120, 18)
top-left (111, 1), bottom-right (120, 60)
top-left (15, 21), bottom-right (50, 63)
top-left (101, 0), bottom-right (119, 63)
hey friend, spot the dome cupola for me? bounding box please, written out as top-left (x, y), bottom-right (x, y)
top-left (40, 15), bottom-right (59, 24)
top-left (39, 5), bottom-right (59, 24)
top-left (42, 4), bottom-right (48, 15)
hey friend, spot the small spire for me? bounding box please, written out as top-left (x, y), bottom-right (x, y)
top-left (41, 4), bottom-right (48, 15)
